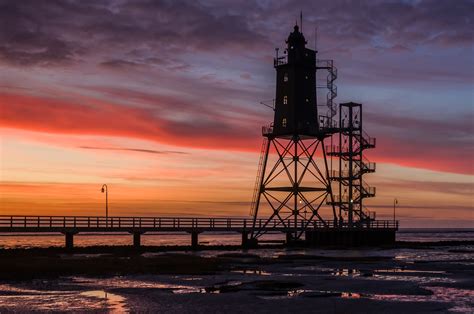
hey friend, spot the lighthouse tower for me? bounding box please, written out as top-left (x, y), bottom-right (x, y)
top-left (273, 25), bottom-right (318, 136)
top-left (249, 25), bottom-right (337, 241)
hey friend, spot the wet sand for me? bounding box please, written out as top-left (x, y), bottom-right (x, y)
top-left (0, 242), bottom-right (473, 313)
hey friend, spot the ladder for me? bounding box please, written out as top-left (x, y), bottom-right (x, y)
top-left (250, 137), bottom-right (268, 216)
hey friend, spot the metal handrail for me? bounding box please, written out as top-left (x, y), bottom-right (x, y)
top-left (0, 215), bottom-right (398, 229)
top-left (262, 124), bottom-right (273, 135)
top-left (274, 56), bottom-right (287, 67)
top-left (361, 129), bottom-right (376, 147)
top-left (319, 115), bottom-right (337, 129)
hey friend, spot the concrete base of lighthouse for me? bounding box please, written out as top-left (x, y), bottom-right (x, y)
top-left (305, 229), bottom-right (396, 246)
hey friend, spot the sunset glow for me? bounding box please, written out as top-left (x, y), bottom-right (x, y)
top-left (1, 0), bottom-right (473, 228)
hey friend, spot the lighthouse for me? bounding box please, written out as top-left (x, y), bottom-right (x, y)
top-left (273, 25), bottom-right (318, 136)
top-left (249, 23), bottom-right (385, 245)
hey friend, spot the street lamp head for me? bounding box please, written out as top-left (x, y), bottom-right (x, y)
top-left (101, 187), bottom-right (105, 193)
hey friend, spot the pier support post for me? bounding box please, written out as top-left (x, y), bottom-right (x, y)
top-left (286, 232), bottom-right (293, 244)
top-left (191, 231), bottom-right (199, 249)
top-left (133, 232), bottom-right (142, 248)
top-left (65, 232), bottom-right (74, 249)
top-left (305, 231), bottom-right (313, 245)
top-left (241, 231), bottom-right (248, 248)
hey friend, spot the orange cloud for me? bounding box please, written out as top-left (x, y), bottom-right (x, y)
top-left (1, 92), bottom-right (472, 175)
top-left (0, 92), bottom-right (261, 151)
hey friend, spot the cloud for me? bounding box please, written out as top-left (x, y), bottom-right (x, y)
top-left (0, 0), bottom-right (269, 67)
top-left (1, 91), bottom-right (472, 175)
top-left (2, 0), bottom-right (470, 66)
top-left (99, 59), bottom-right (142, 69)
top-left (379, 179), bottom-right (473, 198)
top-left (363, 110), bottom-right (474, 174)
top-left (0, 92), bottom-right (261, 151)
top-left (0, 1), bottom-right (80, 66)
top-left (303, 0), bottom-right (473, 49)
top-left (79, 146), bottom-right (187, 155)
top-left (0, 0), bottom-right (472, 177)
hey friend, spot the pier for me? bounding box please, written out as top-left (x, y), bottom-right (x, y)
top-left (0, 215), bottom-right (398, 249)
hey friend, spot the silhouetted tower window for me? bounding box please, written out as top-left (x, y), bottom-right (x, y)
top-left (273, 25), bottom-right (317, 136)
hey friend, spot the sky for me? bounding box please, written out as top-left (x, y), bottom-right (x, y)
top-left (0, 0), bottom-right (473, 228)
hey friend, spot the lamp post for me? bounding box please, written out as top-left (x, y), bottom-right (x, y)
top-left (101, 184), bottom-right (108, 226)
top-left (393, 198), bottom-right (398, 223)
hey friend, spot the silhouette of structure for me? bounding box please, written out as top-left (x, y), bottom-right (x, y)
top-left (0, 215), bottom-right (396, 249)
top-left (250, 24), bottom-right (396, 245)
top-left (327, 103), bottom-right (377, 226)
top-left (0, 23), bottom-right (397, 251)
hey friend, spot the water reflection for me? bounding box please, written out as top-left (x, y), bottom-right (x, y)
top-left (80, 290), bottom-right (126, 312)
top-left (332, 268), bottom-right (360, 277)
top-left (369, 287), bottom-right (474, 313)
top-left (0, 285), bottom-right (127, 312)
top-left (231, 269), bottom-right (271, 276)
top-left (341, 292), bottom-right (361, 299)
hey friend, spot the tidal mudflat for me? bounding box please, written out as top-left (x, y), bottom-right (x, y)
top-left (0, 242), bottom-right (473, 313)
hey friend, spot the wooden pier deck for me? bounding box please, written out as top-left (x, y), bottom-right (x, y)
top-left (0, 216), bottom-right (399, 248)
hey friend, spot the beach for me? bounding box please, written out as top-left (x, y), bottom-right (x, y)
top-left (0, 230), bottom-right (473, 313)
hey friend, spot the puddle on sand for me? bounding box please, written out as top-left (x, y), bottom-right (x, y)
top-left (257, 289), bottom-right (362, 300)
top-left (256, 289), bottom-right (308, 300)
top-left (370, 273), bottom-right (455, 284)
top-left (0, 285), bottom-right (127, 312)
top-left (367, 286), bottom-right (473, 313)
top-left (341, 292), bottom-right (362, 299)
top-left (255, 286), bottom-right (472, 312)
top-left (332, 268), bottom-right (361, 277)
top-left (59, 253), bottom-right (110, 259)
top-left (172, 275), bottom-right (203, 281)
top-left (231, 269), bottom-right (271, 276)
top-left (80, 290), bottom-right (126, 312)
top-left (172, 287), bottom-right (208, 294)
top-left (71, 276), bottom-right (200, 291)
top-left (174, 280), bottom-right (244, 294)
top-left (375, 268), bottom-right (446, 274)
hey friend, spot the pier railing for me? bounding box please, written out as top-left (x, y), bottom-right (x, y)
top-left (0, 215), bottom-right (398, 231)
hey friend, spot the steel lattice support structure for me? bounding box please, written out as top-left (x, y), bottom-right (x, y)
top-left (250, 132), bottom-right (337, 241)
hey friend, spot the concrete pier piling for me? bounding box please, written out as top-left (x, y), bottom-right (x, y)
top-left (133, 232), bottom-right (142, 248)
top-left (191, 231), bottom-right (199, 248)
top-left (64, 232), bottom-right (75, 249)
